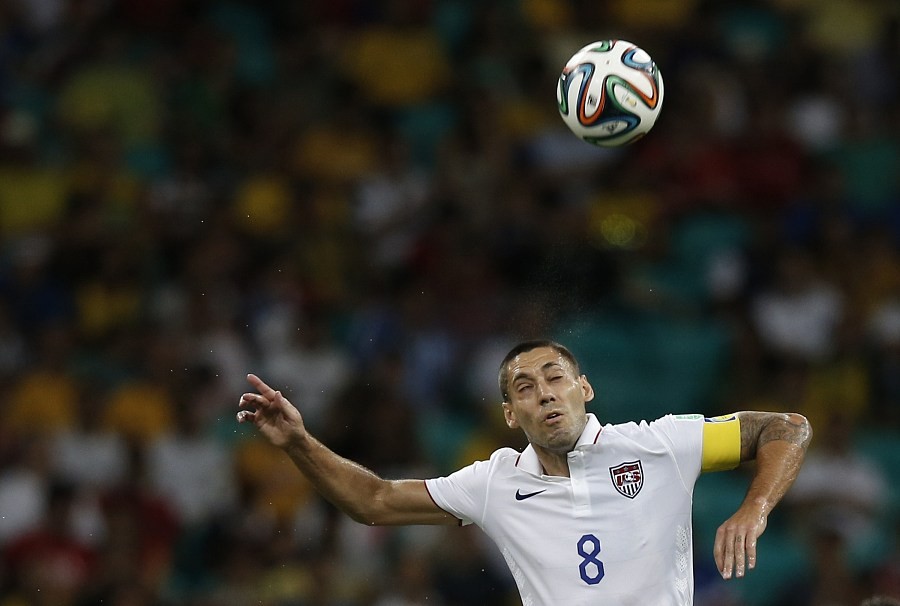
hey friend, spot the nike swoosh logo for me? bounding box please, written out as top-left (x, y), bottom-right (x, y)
top-left (515, 489), bottom-right (547, 501)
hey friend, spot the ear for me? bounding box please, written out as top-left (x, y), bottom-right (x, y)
top-left (502, 401), bottom-right (519, 429)
top-left (580, 375), bottom-right (595, 403)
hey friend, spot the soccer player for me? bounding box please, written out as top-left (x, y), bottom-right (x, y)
top-left (237, 339), bottom-right (812, 605)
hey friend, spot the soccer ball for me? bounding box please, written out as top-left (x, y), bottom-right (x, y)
top-left (557, 40), bottom-right (664, 147)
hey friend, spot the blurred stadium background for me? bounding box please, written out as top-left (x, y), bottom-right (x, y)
top-left (1, 0), bottom-right (899, 605)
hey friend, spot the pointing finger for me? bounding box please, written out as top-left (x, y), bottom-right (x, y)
top-left (247, 373), bottom-right (277, 400)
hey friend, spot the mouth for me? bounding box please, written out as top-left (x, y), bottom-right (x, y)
top-left (544, 411), bottom-right (564, 424)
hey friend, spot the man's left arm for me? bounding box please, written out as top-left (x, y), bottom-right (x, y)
top-left (714, 411), bottom-right (812, 580)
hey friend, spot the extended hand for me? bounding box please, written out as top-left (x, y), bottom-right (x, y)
top-left (714, 506), bottom-right (767, 580)
top-left (236, 373), bottom-right (306, 450)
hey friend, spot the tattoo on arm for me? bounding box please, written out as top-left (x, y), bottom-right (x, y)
top-left (738, 412), bottom-right (812, 461)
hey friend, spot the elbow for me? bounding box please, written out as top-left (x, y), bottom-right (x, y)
top-left (741, 410), bottom-right (813, 461)
top-left (347, 509), bottom-right (379, 525)
top-left (343, 503), bottom-right (383, 526)
top-left (785, 412), bottom-right (813, 451)
top-left (342, 499), bottom-right (382, 526)
top-left (344, 484), bottom-right (394, 526)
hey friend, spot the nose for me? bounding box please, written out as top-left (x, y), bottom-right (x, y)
top-left (537, 379), bottom-right (555, 404)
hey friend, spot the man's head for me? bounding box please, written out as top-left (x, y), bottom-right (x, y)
top-left (498, 340), bottom-right (594, 454)
top-left (498, 340), bottom-right (580, 401)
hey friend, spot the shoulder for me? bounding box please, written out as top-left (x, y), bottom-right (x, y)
top-left (427, 446), bottom-right (521, 497)
top-left (449, 446), bottom-right (521, 476)
top-left (466, 446), bottom-right (521, 467)
top-left (606, 414), bottom-right (702, 435)
top-left (481, 446), bottom-right (523, 471)
top-left (600, 415), bottom-right (705, 450)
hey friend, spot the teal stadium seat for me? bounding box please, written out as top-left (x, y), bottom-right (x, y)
top-left (852, 428), bottom-right (900, 565)
top-left (854, 428), bottom-right (900, 519)
top-left (559, 314), bottom-right (730, 423)
top-left (561, 316), bottom-right (653, 424)
top-left (644, 316), bottom-right (731, 416)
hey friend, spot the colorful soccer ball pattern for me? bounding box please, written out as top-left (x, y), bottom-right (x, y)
top-left (557, 40), bottom-right (664, 147)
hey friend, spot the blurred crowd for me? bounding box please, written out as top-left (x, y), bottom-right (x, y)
top-left (1, 0), bottom-right (899, 605)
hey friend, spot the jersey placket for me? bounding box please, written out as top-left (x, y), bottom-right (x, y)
top-left (567, 448), bottom-right (592, 518)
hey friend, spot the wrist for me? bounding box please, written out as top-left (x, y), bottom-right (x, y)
top-left (744, 495), bottom-right (772, 517)
top-left (283, 430), bottom-right (314, 457)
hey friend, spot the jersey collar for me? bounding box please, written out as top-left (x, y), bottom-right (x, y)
top-left (515, 413), bottom-right (603, 476)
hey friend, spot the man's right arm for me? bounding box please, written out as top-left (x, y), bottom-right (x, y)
top-left (237, 373), bottom-right (457, 526)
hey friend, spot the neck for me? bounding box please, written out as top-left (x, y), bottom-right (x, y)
top-left (533, 444), bottom-right (575, 477)
top-left (529, 413), bottom-right (593, 478)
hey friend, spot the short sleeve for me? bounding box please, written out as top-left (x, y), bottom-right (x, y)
top-left (425, 458), bottom-right (493, 526)
top-left (650, 414), bottom-right (705, 484)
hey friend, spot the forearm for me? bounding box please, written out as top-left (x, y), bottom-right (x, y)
top-left (742, 439), bottom-right (805, 517)
top-left (714, 412), bottom-right (811, 579)
top-left (740, 412), bottom-right (812, 516)
top-left (240, 377), bottom-right (453, 526)
top-left (283, 433), bottom-right (390, 524)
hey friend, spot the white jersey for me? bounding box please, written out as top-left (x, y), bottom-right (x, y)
top-left (425, 413), bottom-right (736, 606)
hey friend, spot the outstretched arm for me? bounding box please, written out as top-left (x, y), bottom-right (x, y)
top-left (714, 411), bottom-right (812, 580)
top-left (237, 373), bottom-right (457, 526)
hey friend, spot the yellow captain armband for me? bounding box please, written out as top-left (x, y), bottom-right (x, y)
top-left (701, 414), bottom-right (742, 472)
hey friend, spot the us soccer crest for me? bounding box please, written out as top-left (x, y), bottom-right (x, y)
top-left (609, 461), bottom-right (643, 499)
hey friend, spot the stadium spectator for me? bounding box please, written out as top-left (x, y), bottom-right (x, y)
top-left (0, 0), bottom-right (897, 603)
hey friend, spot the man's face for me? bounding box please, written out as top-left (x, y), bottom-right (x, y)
top-left (501, 346), bottom-right (594, 453)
